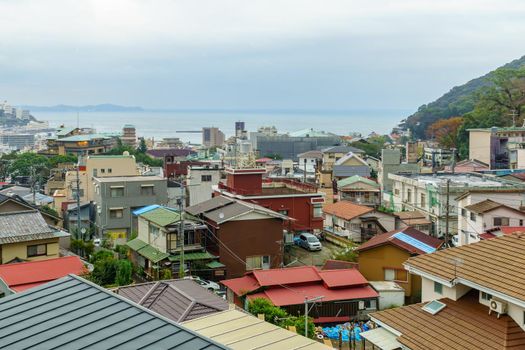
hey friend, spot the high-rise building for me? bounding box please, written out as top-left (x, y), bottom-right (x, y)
top-left (235, 121), bottom-right (246, 139)
top-left (121, 124), bottom-right (137, 147)
top-left (202, 127), bottom-right (225, 148)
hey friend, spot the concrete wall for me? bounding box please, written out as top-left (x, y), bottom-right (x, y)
top-left (187, 168), bottom-right (222, 206)
top-left (469, 130), bottom-right (492, 167)
top-left (420, 277), bottom-right (471, 302)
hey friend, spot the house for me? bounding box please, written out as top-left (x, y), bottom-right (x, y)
top-left (319, 146), bottom-right (365, 187)
top-left (0, 210), bottom-right (69, 264)
top-left (0, 193), bottom-right (62, 227)
top-left (93, 175), bottom-right (168, 239)
top-left (357, 227), bottom-right (443, 302)
top-left (187, 165), bottom-right (223, 206)
top-left (481, 226), bottom-right (525, 240)
top-left (366, 234), bottom-right (525, 349)
top-left (127, 205), bottom-right (222, 279)
top-left (336, 175), bottom-right (380, 207)
top-left (378, 148), bottom-right (419, 205)
top-left (394, 210), bottom-right (432, 234)
top-left (468, 126), bottom-right (525, 169)
top-left (214, 167), bottom-right (325, 233)
top-left (422, 147), bottom-right (453, 168)
top-left (44, 133), bottom-right (117, 156)
top-left (388, 172), bottom-right (524, 238)
top-left (186, 196), bottom-right (289, 279)
top-left (221, 266), bottom-right (379, 323)
top-left (457, 199), bottom-right (525, 246)
top-left (63, 202), bottom-right (94, 234)
top-left (183, 309), bottom-right (332, 350)
top-left (0, 275), bottom-right (227, 349)
top-left (323, 201), bottom-right (397, 242)
top-left (0, 256), bottom-right (86, 297)
top-left (297, 150), bottom-right (323, 173)
top-left (332, 152), bottom-right (370, 180)
top-left (146, 148), bottom-right (196, 160)
top-left (115, 279), bottom-right (229, 322)
top-left (444, 158), bottom-right (489, 172)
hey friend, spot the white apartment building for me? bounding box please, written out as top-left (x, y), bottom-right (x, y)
top-left (187, 165), bottom-right (223, 206)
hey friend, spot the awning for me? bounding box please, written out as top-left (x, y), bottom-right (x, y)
top-left (168, 251), bottom-right (217, 262)
top-left (127, 238), bottom-right (170, 263)
top-left (360, 327), bottom-right (402, 350)
top-left (206, 261), bottom-right (226, 269)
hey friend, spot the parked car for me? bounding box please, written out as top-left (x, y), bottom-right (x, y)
top-left (296, 232), bottom-right (322, 251)
top-left (183, 275), bottom-right (221, 291)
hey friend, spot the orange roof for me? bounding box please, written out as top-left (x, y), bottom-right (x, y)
top-left (322, 201), bottom-right (373, 220)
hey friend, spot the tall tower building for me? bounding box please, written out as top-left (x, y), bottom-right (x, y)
top-left (121, 124), bottom-right (137, 147)
top-left (202, 127), bottom-right (225, 148)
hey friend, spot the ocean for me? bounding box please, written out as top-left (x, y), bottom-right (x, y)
top-left (32, 109), bottom-right (411, 144)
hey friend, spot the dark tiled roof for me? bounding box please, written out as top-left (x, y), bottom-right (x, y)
top-left (0, 275), bottom-right (226, 349)
top-left (322, 145), bottom-right (364, 154)
top-left (115, 279), bottom-right (228, 322)
top-left (146, 148), bottom-right (196, 158)
top-left (185, 196), bottom-right (234, 216)
top-left (463, 199), bottom-right (521, 214)
top-left (0, 211), bottom-right (59, 244)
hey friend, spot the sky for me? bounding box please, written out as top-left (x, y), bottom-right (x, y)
top-left (1, 0), bottom-right (525, 110)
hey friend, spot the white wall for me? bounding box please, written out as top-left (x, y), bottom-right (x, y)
top-left (187, 168), bottom-right (221, 206)
top-left (421, 277), bottom-right (471, 302)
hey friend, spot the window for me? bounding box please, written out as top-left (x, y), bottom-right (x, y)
top-left (278, 209), bottom-right (289, 216)
top-left (149, 224), bottom-right (160, 236)
top-left (201, 175), bottom-right (212, 182)
top-left (364, 299), bottom-right (377, 310)
top-left (246, 255), bottom-right (270, 270)
top-left (72, 188), bottom-right (84, 199)
top-left (109, 208), bottom-right (123, 219)
top-left (110, 187), bottom-right (124, 197)
top-left (93, 168), bottom-right (97, 177)
top-left (384, 268), bottom-right (408, 282)
top-left (141, 185), bottom-right (155, 196)
top-left (493, 217), bottom-right (510, 226)
top-left (27, 244), bottom-right (47, 257)
top-left (384, 269), bottom-right (395, 281)
top-left (434, 282), bottom-right (443, 295)
top-left (313, 204), bottom-right (323, 218)
top-left (470, 212), bottom-right (476, 221)
top-left (520, 219), bottom-right (524, 226)
top-left (420, 193), bottom-right (426, 207)
top-left (481, 291), bottom-right (492, 301)
top-left (461, 208), bottom-right (467, 218)
top-left (406, 189), bottom-right (412, 203)
top-left (108, 168), bottom-right (112, 174)
top-left (101, 168), bottom-right (105, 173)
top-left (184, 230), bottom-right (196, 245)
top-left (394, 188), bottom-right (400, 196)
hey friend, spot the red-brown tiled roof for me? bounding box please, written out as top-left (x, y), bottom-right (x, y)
top-left (252, 266), bottom-right (322, 286)
top-left (318, 269), bottom-right (368, 288)
top-left (220, 274), bottom-right (259, 295)
top-left (322, 259), bottom-right (358, 270)
top-left (357, 227), bottom-right (443, 255)
top-left (322, 201), bottom-right (373, 220)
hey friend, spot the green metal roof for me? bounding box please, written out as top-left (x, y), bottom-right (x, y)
top-left (337, 175), bottom-right (379, 188)
top-left (56, 127), bottom-right (77, 136)
top-left (59, 134), bottom-right (112, 142)
top-left (169, 251), bottom-right (217, 262)
top-left (206, 261), bottom-right (226, 269)
top-left (127, 238), bottom-right (170, 263)
top-left (140, 207), bottom-right (181, 227)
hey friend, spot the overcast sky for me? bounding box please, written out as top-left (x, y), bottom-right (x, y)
top-left (1, 0), bottom-right (525, 110)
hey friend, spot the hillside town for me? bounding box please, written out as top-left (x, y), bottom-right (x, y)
top-left (1, 104), bottom-right (525, 350)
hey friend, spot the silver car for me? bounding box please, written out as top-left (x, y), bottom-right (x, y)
top-left (297, 233), bottom-right (322, 251)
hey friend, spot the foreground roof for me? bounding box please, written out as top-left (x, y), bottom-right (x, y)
top-left (183, 309), bottom-right (331, 350)
top-left (322, 201), bottom-right (373, 220)
top-left (405, 233), bottom-right (525, 303)
top-left (371, 292), bottom-right (525, 350)
top-left (115, 279), bottom-right (228, 322)
top-left (0, 210), bottom-right (62, 244)
top-left (464, 199), bottom-right (523, 215)
top-left (0, 275), bottom-right (226, 349)
top-left (0, 256), bottom-right (86, 292)
top-left (357, 227), bottom-right (443, 255)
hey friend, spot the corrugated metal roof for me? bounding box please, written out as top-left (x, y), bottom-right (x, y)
top-left (337, 175), bottom-right (379, 189)
top-left (116, 279), bottom-right (228, 323)
top-left (169, 251), bottom-right (217, 262)
top-left (132, 204), bottom-right (161, 216)
top-left (139, 207), bottom-right (181, 227)
top-left (183, 309), bottom-right (332, 350)
top-left (391, 232), bottom-right (437, 254)
top-left (332, 165), bottom-right (370, 178)
top-left (0, 211), bottom-right (60, 244)
top-left (127, 238), bottom-right (170, 263)
top-left (185, 196), bottom-right (234, 216)
top-left (0, 275), bottom-right (227, 350)
top-left (360, 327), bottom-right (402, 350)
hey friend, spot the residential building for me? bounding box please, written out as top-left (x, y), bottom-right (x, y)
top-left (202, 127), bottom-right (225, 148)
top-left (187, 165), bottom-right (223, 206)
top-left (249, 128), bottom-right (341, 161)
top-left (336, 175), bottom-right (380, 207)
top-left (44, 133), bottom-right (117, 156)
top-left (221, 266), bottom-right (379, 323)
top-left (183, 309), bottom-right (332, 350)
top-left (115, 279), bottom-right (229, 322)
top-left (297, 150), bottom-right (322, 173)
top-left (378, 148), bottom-right (419, 205)
top-left (127, 205), bottom-right (222, 279)
top-left (0, 256), bottom-right (85, 297)
top-left (332, 152), bottom-right (370, 180)
top-left (121, 124), bottom-right (137, 147)
top-left (93, 176), bottom-right (168, 239)
top-left (0, 133), bottom-right (35, 150)
top-left (366, 234), bottom-right (525, 349)
top-left (481, 226), bottom-right (525, 240)
top-left (185, 196), bottom-right (289, 279)
top-left (146, 148), bottom-right (195, 160)
top-left (234, 121), bottom-right (247, 139)
top-left (63, 202), bottom-right (94, 234)
top-left (457, 199), bottom-right (525, 246)
top-left (323, 201), bottom-right (397, 242)
top-left (0, 193), bottom-right (62, 227)
top-left (0, 275), bottom-right (227, 349)
top-left (444, 158), bottom-right (489, 172)
top-left (214, 167), bottom-right (325, 233)
top-left (0, 210), bottom-right (69, 264)
top-left (422, 146), bottom-right (454, 168)
top-left (319, 145), bottom-right (365, 187)
top-left (468, 126), bottom-right (525, 169)
top-left (389, 172), bottom-right (523, 238)
top-left (357, 227), bottom-right (443, 302)
top-left (394, 210), bottom-right (432, 234)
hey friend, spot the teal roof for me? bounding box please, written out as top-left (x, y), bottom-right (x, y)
top-left (337, 175), bottom-right (379, 188)
top-left (56, 127), bottom-right (77, 136)
top-left (127, 238), bottom-right (170, 263)
top-left (169, 251), bottom-right (217, 262)
top-left (140, 207), bottom-right (181, 227)
top-left (206, 261), bottom-right (226, 269)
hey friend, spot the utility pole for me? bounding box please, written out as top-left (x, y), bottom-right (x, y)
top-left (76, 157), bottom-right (81, 240)
top-left (444, 179), bottom-right (450, 247)
top-left (304, 296), bottom-right (323, 338)
top-left (303, 158), bottom-right (307, 183)
top-left (178, 181), bottom-right (186, 278)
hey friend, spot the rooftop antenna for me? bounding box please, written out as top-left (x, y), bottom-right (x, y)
top-left (449, 257), bottom-right (464, 283)
top-left (76, 111), bottom-right (80, 129)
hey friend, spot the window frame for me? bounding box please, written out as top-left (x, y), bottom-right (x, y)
top-left (434, 281), bottom-right (443, 295)
top-left (27, 243), bottom-right (47, 257)
top-left (109, 208), bottom-right (124, 219)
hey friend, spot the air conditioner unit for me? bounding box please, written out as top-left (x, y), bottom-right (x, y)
top-left (489, 299), bottom-right (508, 318)
top-left (358, 301), bottom-right (365, 310)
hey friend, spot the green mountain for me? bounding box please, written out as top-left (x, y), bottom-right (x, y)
top-left (404, 55), bottom-right (525, 139)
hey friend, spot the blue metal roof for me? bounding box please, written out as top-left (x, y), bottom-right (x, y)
top-left (0, 275), bottom-right (227, 349)
top-left (392, 232), bottom-right (437, 254)
top-left (132, 204), bottom-right (161, 216)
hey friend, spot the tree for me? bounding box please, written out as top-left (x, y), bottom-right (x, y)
top-left (481, 67), bottom-right (525, 123)
top-left (247, 298), bottom-right (288, 325)
top-left (332, 244), bottom-right (358, 262)
top-left (137, 138), bottom-right (148, 153)
top-left (8, 152), bottom-right (49, 177)
top-left (115, 260), bottom-right (133, 286)
top-left (426, 117), bottom-right (464, 149)
top-left (48, 154), bottom-right (78, 168)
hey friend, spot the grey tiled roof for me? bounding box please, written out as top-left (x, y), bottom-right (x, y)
top-left (0, 211), bottom-right (59, 244)
top-left (115, 279), bottom-right (228, 322)
top-left (322, 145), bottom-right (364, 154)
top-left (0, 275), bottom-right (227, 350)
